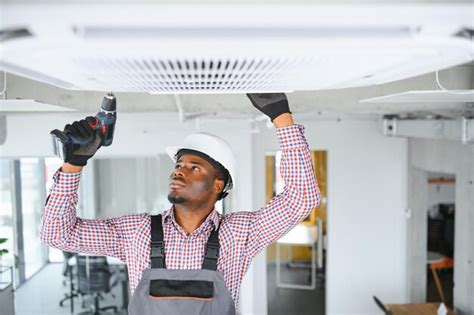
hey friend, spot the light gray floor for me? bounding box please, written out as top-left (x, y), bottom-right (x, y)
top-left (15, 263), bottom-right (126, 315)
top-left (14, 262), bottom-right (325, 315)
top-left (267, 262), bottom-right (325, 315)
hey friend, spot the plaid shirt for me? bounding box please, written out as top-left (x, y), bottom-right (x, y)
top-left (40, 124), bottom-right (320, 307)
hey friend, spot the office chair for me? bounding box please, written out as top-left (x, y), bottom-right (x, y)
top-left (59, 251), bottom-right (79, 313)
top-left (76, 255), bottom-right (118, 315)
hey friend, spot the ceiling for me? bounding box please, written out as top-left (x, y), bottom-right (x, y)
top-left (0, 1), bottom-right (472, 120)
top-left (0, 0), bottom-right (472, 3)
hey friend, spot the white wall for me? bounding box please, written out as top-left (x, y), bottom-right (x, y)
top-left (258, 119), bottom-right (408, 315)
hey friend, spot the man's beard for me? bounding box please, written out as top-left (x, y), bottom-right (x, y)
top-left (168, 193), bottom-right (186, 204)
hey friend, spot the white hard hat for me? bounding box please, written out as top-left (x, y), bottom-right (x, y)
top-left (166, 133), bottom-right (236, 192)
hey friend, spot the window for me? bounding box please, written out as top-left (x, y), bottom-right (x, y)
top-left (0, 160), bottom-right (14, 269)
top-left (1, 157), bottom-right (66, 284)
top-left (45, 157), bottom-right (64, 263)
top-left (274, 151), bottom-right (284, 194)
top-left (20, 158), bottom-right (47, 279)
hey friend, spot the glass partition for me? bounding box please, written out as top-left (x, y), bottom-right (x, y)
top-left (44, 157), bottom-right (65, 263)
top-left (0, 160), bottom-right (14, 270)
top-left (20, 158), bottom-right (47, 279)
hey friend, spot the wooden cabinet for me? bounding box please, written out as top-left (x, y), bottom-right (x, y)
top-left (0, 266), bottom-right (15, 315)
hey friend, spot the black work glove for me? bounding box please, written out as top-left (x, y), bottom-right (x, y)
top-left (246, 93), bottom-right (291, 121)
top-left (51, 117), bottom-right (102, 166)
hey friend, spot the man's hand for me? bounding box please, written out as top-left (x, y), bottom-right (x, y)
top-left (51, 117), bottom-right (102, 167)
top-left (247, 93), bottom-right (291, 121)
top-left (247, 93), bottom-right (293, 127)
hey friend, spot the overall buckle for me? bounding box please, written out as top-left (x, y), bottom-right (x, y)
top-left (205, 244), bottom-right (219, 260)
top-left (151, 241), bottom-right (164, 259)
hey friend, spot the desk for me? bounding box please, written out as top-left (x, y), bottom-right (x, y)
top-left (0, 266), bottom-right (14, 315)
top-left (276, 220), bottom-right (322, 290)
top-left (385, 303), bottom-right (454, 315)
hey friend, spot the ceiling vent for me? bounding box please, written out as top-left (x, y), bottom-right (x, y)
top-left (73, 56), bottom-right (306, 93)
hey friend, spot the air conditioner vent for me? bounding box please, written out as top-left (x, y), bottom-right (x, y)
top-left (1, 3), bottom-right (472, 93)
top-left (74, 57), bottom-right (303, 93)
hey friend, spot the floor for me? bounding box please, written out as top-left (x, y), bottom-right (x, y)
top-left (14, 262), bottom-right (326, 315)
top-left (267, 262), bottom-right (325, 315)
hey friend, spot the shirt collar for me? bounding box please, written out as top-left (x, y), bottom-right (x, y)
top-left (163, 206), bottom-right (220, 231)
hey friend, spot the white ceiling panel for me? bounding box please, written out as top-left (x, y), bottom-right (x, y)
top-left (0, 3), bottom-right (472, 93)
top-left (0, 99), bottom-right (77, 112)
top-left (360, 90), bottom-right (474, 103)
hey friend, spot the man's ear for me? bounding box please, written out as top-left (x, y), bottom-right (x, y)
top-left (213, 178), bottom-right (225, 194)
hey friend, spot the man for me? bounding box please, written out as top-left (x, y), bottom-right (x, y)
top-left (40, 93), bottom-right (320, 315)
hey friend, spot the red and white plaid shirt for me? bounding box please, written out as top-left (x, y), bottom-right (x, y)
top-left (40, 124), bottom-right (320, 306)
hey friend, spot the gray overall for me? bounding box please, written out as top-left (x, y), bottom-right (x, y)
top-left (128, 214), bottom-right (236, 315)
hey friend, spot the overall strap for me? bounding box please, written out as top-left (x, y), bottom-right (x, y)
top-left (202, 223), bottom-right (220, 271)
top-left (150, 214), bottom-right (166, 269)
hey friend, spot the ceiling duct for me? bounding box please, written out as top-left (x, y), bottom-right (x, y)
top-left (382, 116), bottom-right (474, 144)
top-left (0, 4), bottom-right (472, 94)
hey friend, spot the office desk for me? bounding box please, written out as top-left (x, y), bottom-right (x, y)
top-left (385, 303), bottom-right (454, 315)
top-left (0, 266), bottom-right (14, 315)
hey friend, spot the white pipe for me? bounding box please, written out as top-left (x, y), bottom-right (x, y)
top-left (173, 94), bottom-right (185, 123)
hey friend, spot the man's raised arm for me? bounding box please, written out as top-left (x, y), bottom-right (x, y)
top-left (244, 93), bottom-right (321, 258)
top-left (40, 118), bottom-right (144, 261)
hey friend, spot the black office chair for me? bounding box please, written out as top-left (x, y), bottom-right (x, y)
top-left (76, 255), bottom-right (118, 315)
top-left (59, 251), bottom-right (79, 313)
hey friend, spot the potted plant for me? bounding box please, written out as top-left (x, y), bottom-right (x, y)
top-left (0, 237), bottom-right (14, 315)
top-left (0, 238), bottom-right (8, 265)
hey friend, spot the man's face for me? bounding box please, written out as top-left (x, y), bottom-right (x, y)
top-left (167, 154), bottom-right (223, 206)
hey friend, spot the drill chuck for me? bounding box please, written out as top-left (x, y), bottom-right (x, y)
top-left (101, 92), bottom-right (117, 112)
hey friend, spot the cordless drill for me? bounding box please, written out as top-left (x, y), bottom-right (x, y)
top-left (50, 93), bottom-right (117, 160)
